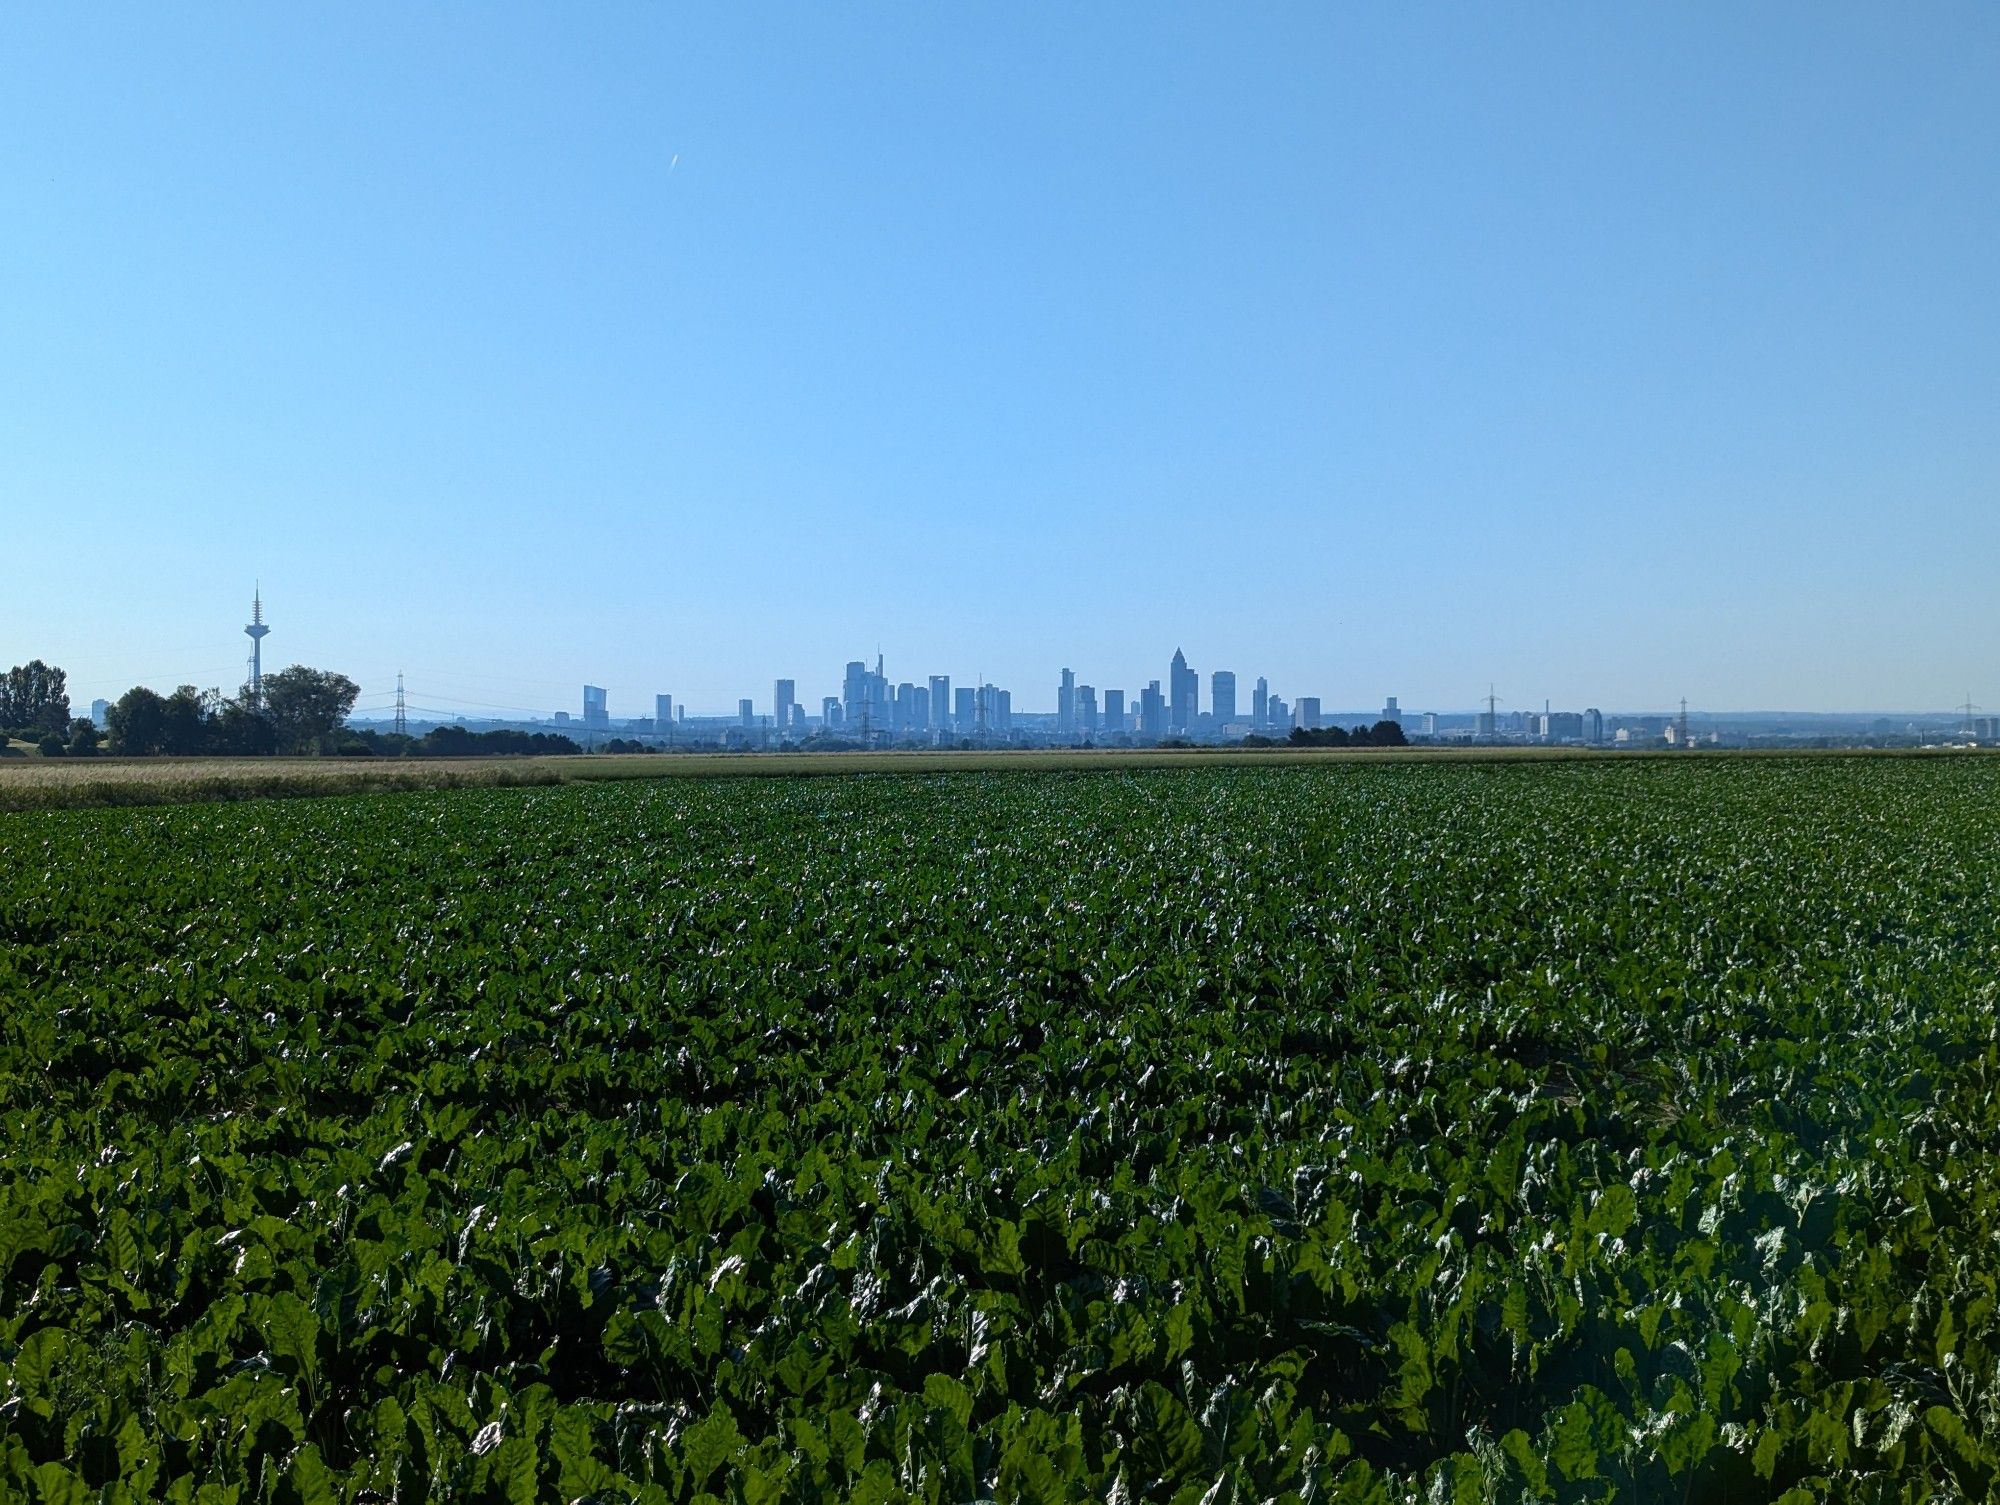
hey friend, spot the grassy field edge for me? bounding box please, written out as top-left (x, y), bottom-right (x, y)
top-left (1, 743), bottom-right (1986, 813)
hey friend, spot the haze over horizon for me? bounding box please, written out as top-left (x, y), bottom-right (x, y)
top-left (5, 6), bottom-right (1997, 716)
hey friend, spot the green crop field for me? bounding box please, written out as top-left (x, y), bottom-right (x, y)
top-left (5, 758), bottom-right (1999, 1501)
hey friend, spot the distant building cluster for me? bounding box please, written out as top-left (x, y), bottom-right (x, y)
top-left (198, 587), bottom-right (1994, 754)
top-left (387, 636), bottom-right (1754, 751)
top-left (561, 646), bottom-right (1435, 749)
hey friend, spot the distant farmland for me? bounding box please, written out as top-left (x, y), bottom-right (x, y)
top-left (0, 742), bottom-right (1962, 813)
top-left (4, 758), bottom-right (1999, 1498)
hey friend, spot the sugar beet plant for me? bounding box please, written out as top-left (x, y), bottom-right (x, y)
top-left (4, 759), bottom-right (2000, 1502)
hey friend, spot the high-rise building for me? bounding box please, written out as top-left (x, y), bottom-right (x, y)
top-left (954, 686), bottom-right (976, 732)
top-left (774, 679), bottom-right (796, 731)
top-left (928, 675), bottom-right (950, 730)
top-left (1057, 668), bottom-right (1075, 735)
top-left (994, 689), bottom-right (1012, 733)
top-left (822, 696), bottom-right (842, 729)
top-left (1269, 695), bottom-right (1289, 729)
top-left (895, 682), bottom-right (928, 733)
top-left (583, 685), bottom-right (609, 728)
top-left (1169, 649), bottom-right (1197, 733)
top-left (738, 698), bottom-right (754, 728)
top-left (1076, 685), bottom-right (1098, 735)
top-left (1295, 697), bottom-right (1321, 730)
top-left (843, 657), bottom-right (889, 738)
top-left (1253, 677), bottom-right (1269, 729)
top-left (1103, 689), bottom-right (1125, 735)
top-left (843, 661), bottom-right (867, 727)
top-left (1211, 670), bottom-right (1237, 727)
top-left (1140, 681), bottom-right (1166, 738)
top-left (1544, 711), bottom-right (1584, 742)
top-left (90, 698), bottom-right (110, 728)
top-left (1381, 696), bottom-right (1402, 725)
top-left (1585, 707), bottom-right (1604, 744)
top-left (654, 694), bottom-right (674, 736)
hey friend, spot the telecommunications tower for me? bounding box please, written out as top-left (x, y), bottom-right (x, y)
top-left (243, 587), bottom-right (271, 707)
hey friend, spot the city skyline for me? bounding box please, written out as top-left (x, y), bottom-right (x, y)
top-left (40, 586), bottom-right (1997, 728)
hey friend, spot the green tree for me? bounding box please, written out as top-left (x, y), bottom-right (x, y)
top-left (67, 718), bottom-right (100, 757)
top-left (211, 699), bottom-right (276, 756)
top-left (161, 685), bottom-right (215, 756)
top-left (2, 660), bottom-right (70, 735)
top-left (261, 666), bottom-right (361, 755)
top-left (107, 687), bottom-right (171, 755)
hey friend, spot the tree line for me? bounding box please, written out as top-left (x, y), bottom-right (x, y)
top-left (102, 669), bottom-right (361, 756)
top-left (1238, 719), bottom-right (1410, 749)
top-left (3, 659), bottom-right (360, 757)
top-left (4, 658), bottom-right (593, 759)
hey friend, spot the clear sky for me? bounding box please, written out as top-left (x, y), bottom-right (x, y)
top-left (4, 6), bottom-right (1996, 718)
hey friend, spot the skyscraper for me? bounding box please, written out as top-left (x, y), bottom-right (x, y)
top-left (1380, 696), bottom-right (1401, 725)
top-left (954, 686), bottom-right (975, 732)
top-left (1169, 649), bottom-right (1197, 733)
top-left (738, 698), bottom-right (754, 728)
top-left (1076, 685), bottom-right (1098, 735)
top-left (1103, 689), bottom-right (1125, 735)
top-left (773, 679), bottom-right (796, 731)
top-left (1253, 676), bottom-right (1269, 729)
top-left (843, 661), bottom-right (867, 727)
top-left (583, 685), bottom-right (608, 728)
top-left (1295, 697), bottom-right (1321, 731)
top-left (895, 682), bottom-right (929, 733)
top-left (1210, 670), bottom-right (1237, 727)
top-left (928, 675), bottom-right (950, 730)
top-left (844, 658), bottom-right (888, 739)
top-left (1140, 681), bottom-right (1166, 738)
top-left (654, 693), bottom-right (673, 732)
top-left (821, 695), bottom-right (842, 729)
top-left (1057, 668), bottom-right (1075, 736)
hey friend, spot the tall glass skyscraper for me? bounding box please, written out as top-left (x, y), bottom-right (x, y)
top-left (1210, 670), bottom-right (1236, 726)
top-left (1169, 649), bottom-right (1198, 733)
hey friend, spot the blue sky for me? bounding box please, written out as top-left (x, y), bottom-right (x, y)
top-left (4, 5), bottom-right (1996, 718)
